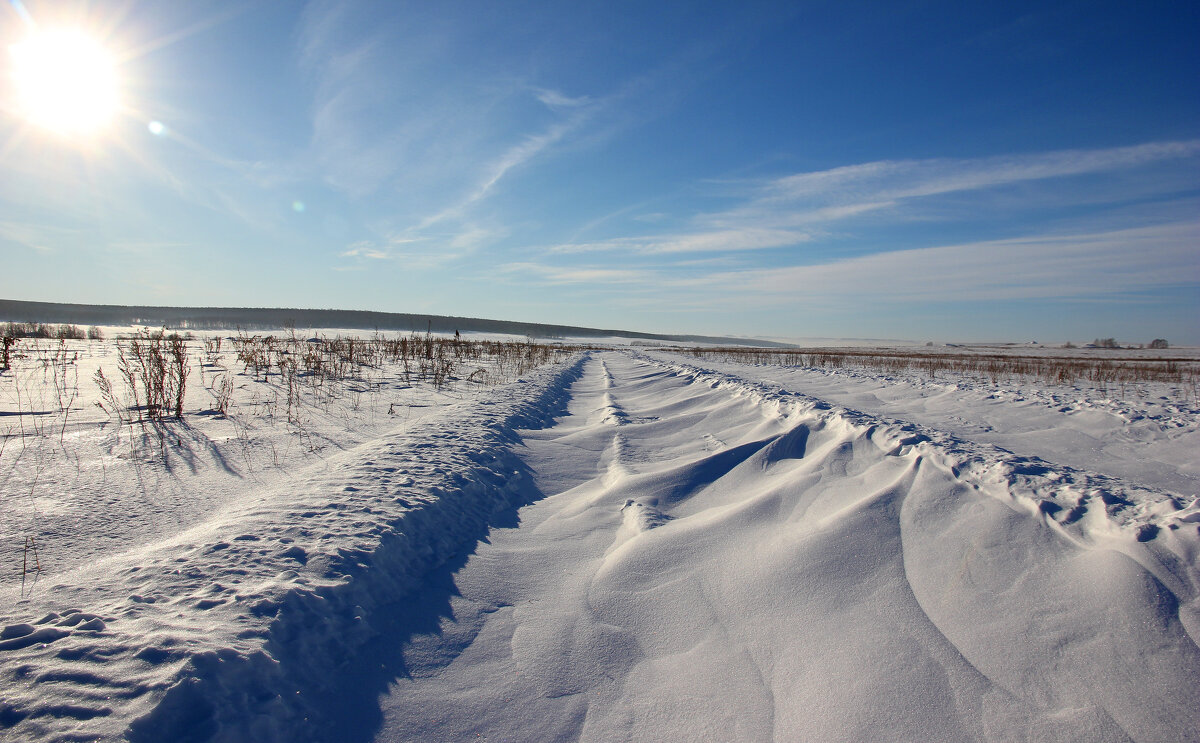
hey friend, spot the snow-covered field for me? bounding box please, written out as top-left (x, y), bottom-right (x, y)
top-left (1, 334), bottom-right (1197, 742)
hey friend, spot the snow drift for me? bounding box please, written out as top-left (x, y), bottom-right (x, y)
top-left (371, 353), bottom-right (1198, 742)
top-left (3, 348), bottom-right (1198, 742)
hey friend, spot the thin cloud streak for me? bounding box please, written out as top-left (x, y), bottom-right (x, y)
top-left (535, 88), bottom-right (592, 109)
top-left (544, 139), bottom-right (1200, 265)
top-left (764, 140), bottom-right (1200, 202)
top-left (694, 221), bottom-right (1200, 303)
top-left (548, 228), bottom-right (809, 255)
top-left (0, 218), bottom-right (72, 253)
top-left (501, 262), bottom-right (651, 285)
top-left (515, 221), bottom-right (1199, 306)
top-left (416, 116), bottom-right (586, 232)
top-left (298, 3), bottom-right (601, 226)
top-left (295, 1), bottom-right (768, 260)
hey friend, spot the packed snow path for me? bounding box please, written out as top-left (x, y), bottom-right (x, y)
top-left (370, 352), bottom-right (1199, 743)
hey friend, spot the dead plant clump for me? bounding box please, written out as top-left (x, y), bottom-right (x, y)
top-left (90, 329), bottom-right (191, 422)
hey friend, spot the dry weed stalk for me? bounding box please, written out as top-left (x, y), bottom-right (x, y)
top-left (21, 536), bottom-right (42, 598)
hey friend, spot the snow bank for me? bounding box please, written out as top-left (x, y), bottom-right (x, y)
top-left (0, 355), bottom-right (586, 742)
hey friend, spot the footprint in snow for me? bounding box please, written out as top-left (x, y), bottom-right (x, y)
top-left (621, 499), bottom-right (672, 532)
top-left (702, 433), bottom-right (727, 451)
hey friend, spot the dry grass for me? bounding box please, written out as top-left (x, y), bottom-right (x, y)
top-left (0, 329), bottom-right (575, 472)
top-left (224, 330), bottom-right (564, 392)
top-left (1, 329), bottom-right (571, 431)
top-left (669, 346), bottom-right (1200, 397)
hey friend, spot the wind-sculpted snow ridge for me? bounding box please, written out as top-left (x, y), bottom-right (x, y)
top-left (0, 354), bottom-right (587, 743)
top-left (652, 351), bottom-right (1200, 596)
top-left (648, 351), bottom-right (1197, 551)
top-left (604, 352), bottom-right (1199, 741)
top-left (647, 348), bottom-right (1200, 498)
top-left (366, 351), bottom-right (1197, 742)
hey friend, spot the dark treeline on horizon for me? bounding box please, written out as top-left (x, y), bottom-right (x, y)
top-left (0, 299), bottom-right (784, 348)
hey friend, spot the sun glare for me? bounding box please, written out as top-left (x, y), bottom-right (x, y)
top-left (9, 29), bottom-right (120, 137)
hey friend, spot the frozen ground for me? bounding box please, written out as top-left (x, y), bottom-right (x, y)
top-left (1, 337), bottom-right (1197, 742)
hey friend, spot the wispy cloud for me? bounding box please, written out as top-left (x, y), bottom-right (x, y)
top-left (548, 139), bottom-right (1200, 261)
top-left (298, 3), bottom-right (490, 200)
top-left (294, 0), bottom-right (790, 271)
top-left (0, 219), bottom-right (67, 252)
top-left (416, 116), bottom-right (587, 231)
top-left (296, 3), bottom-right (616, 262)
top-left (500, 262), bottom-right (651, 285)
top-left (548, 227), bottom-right (808, 255)
top-left (339, 241), bottom-right (391, 260)
top-left (510, 218), bottom-right (1199, 314)
top-left (336, 230), bottom-right (485, 270)
top-left (472, 123), bottom-right (577, 204)
top-left (688, 220), bottom-right (1200, 303)
top-left (704, 140), bottom-right (1200, 240)
top-left (105, 239), bottom-right (192, 254)
top-left (535, 88), bottom-right (592, 109)
top-left (761, 139), bottom-right (1200, 204)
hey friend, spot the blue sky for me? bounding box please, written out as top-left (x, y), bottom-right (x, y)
top-left (1, 0), bottom-right (1197, 343)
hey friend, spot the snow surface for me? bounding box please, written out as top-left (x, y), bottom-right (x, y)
top-left (2, 343), bottom-right (1198, 742)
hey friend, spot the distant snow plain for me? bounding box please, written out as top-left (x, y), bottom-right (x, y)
top-left (1, 329), bottom-right (1197, 742)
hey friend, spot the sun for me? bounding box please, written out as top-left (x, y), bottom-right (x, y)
top-left (9, 28), bottom-right (120, 137)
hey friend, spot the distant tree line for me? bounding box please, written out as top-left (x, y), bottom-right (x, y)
top-left (1092, 337), bottom-right (1169, 349)
top-left (0, 299), bottom-right (787, 348)
top-left (2, 321), bottom-right (103, 340)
